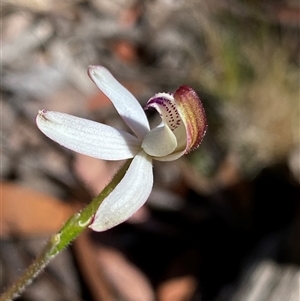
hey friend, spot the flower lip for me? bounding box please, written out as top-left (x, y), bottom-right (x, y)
top-left (142, 86), bottom-right (207, 158)
top-left (145, 93), bottom-right (181, 132)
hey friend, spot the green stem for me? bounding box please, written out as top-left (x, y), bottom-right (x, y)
top-left (0, 159), bottom-right (132, 301)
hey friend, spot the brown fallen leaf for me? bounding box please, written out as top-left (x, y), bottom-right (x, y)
top-left (0, 181), bottom-right (76, 238)
top-left (157, 276), bottom-right (197, 301)
top-left (74, 230), bottom-right (155, 301)
top-left (157, 248), bottom-right (201, 301)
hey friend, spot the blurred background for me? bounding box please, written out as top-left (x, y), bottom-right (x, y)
top-left (1, 0), bottom-right (299, 300)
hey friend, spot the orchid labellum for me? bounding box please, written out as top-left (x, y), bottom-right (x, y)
top-left (36, 66), bottom-right (207, 231)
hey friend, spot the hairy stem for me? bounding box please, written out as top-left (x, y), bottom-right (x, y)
top-left (0, 159), bottom-right (132, 301)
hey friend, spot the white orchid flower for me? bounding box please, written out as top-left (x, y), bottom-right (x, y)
top-left (36, 66), bottom-right (207, 231)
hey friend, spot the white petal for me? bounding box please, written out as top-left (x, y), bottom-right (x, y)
top-left (141, 125), bottom-right (177, 157)
top-left (90, 151), bottom-right (153, 231)
top-left (88, 66), bottom-right (150, 139)
top-left (36, 110), bottom-right (141, 160)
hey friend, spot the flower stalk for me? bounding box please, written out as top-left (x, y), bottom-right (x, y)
top-left (0, 159), bottom-right (132, 301)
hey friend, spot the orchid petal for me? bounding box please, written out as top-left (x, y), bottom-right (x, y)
top-left (90, 151), bottom-right (153, 231)
top-left (141, 125), bottom-right (177, 157)
top-left (174, 86), bottom-right (207, 153)
top-left (36, 110), bottom-right (141, 160)
top-left (88, 66), bottom-right (150, 139)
